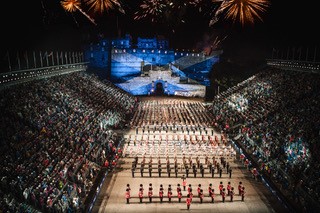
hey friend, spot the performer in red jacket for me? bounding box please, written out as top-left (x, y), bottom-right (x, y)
top-left (178, 188), bottom-right (182, 203)
top-left (125, 188), bottom-right (130, 204)
top-left (227, 181), bottom-right (231, 196)
top-left (138, 188), bottom-right (143, 203)
top-left (199, 189), bottom-right (204, 203)
top-left (208, 183), bottom-right (212, 197)
top-left (238, 182), bottom-right (243, 195)
top-left (221, 188), bottom-right (226, 203)
top-left (186, 194), bottom-right (191, 210)
top-left (211, 189), bottom-right (215, 203)
top-left (219, 181), bottom-right (224, 195)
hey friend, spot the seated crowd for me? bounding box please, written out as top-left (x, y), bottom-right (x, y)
top-left (0, 72), bottom-right (137, 212)
top-left (1, 65), bottom-right (319, 212)
top-left (207, 67), bottom-right (320, 211)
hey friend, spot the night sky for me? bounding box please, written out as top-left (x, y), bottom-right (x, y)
top-left (1, 0), bottom-right (319, 63)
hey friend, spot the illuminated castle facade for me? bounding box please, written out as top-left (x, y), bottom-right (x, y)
top-left (84, 34), bottom-right (222, 97)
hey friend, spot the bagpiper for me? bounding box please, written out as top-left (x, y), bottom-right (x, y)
top-left (186, 194), bottom-right (191, 210)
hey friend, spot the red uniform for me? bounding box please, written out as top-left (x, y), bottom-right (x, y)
top-left (125, 191), bottom-right (130, 204)
top-left (219, 183), bottom-right (223, 195)
top-left (199, 191), bottom-right (204, 203)
top-left (189, 192), bottom-right (193, 202)
top-left (159, 189), bottom-right (164, 202)
top-left (227, 184), bottom-right (231, 196)
top-left (188, 186), bottom-right (192, 193)
top-left (186, 197), bottom-right (191, 210)
top-left (221, 189), bottom-right (226, 202)
top-left (178, 191), bottom-right (182, 202)
top-left (211, 190), bottom-right (215, 203)
top-left (208, 185), bottom-right (212, 197)
top-left (168, 190), bottom-right (172, 202)
top-left (238, 183), bottom-right (242, 195)
top-left (139, 191), bottom-right (143, 203)
top-left (197, 187), bottom-right (201, 197)
top-left (148, 189), bottom-right (153, 202)
top-left (182, 180), bottom-right (187, 190)
top-left (177, 186), bottom-right (181, 194)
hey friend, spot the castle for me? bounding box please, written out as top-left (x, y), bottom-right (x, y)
top-left (84, 34), bottom-right (222, 97)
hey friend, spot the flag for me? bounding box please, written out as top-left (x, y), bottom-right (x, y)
top-left (271, 48), bottom-right (276, 59)
top-left (42, 51), bottom-right (49, 66)
top-left (297, 46), bottom-right (302, 61)
top-left (40, 51), bottom-right (43, 67)
top-left (16, 51), bottom-right (21, 70)
top-left (65, 52), bottom-right (68, 64)
top-left (56, 51), bottom-right (59, 65)
top-left (33, 51), bottom-right (36, 68)
top-left (24, 51), bottom-right (29, 69)
top-left (42, 51), bottom-right (48, 59)
top-left (291, 47), bottom-right (295, 60)
top-left (3, 51), bottom-right (11, 71)
top-left (60, 51), bottom-right (64, 64)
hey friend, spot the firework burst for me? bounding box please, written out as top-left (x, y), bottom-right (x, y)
top-left (134, 0), bottom-right (167, 22)
top-left (211, 34), bottom-right (228, 50)
top-left (211, 0), bottom-right (270, 26)
top-left (134, 0), bottom-right (202, 24)
top-left (85, 0), bottom-right (125, 14)
top-left (61, 0), bottom-right (97, 25)
top-left (168, 0), bottom-right (201, 9)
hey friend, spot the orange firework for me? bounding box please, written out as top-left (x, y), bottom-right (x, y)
top-left (85, 0), bottom-right (125, 14)
top-left (134, 0), bottom-right (167, 22)
top-left (212, 0), bottom-right (270, 26)
top-left (61, 0), bottom-right (97, 25)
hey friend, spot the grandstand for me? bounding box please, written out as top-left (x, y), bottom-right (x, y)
top-left (0, 52), bottom-right (319, 213)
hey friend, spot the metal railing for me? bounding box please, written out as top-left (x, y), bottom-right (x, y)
top-left (266, 59), bottom-right (320, 73)
top-left (0, 63), bottom-right (89, 90)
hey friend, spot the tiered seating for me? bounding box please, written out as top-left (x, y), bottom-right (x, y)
top-left (208, 67), bottom-right (320, 211)
top-left (0, 72), bottom-right (137, 212)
